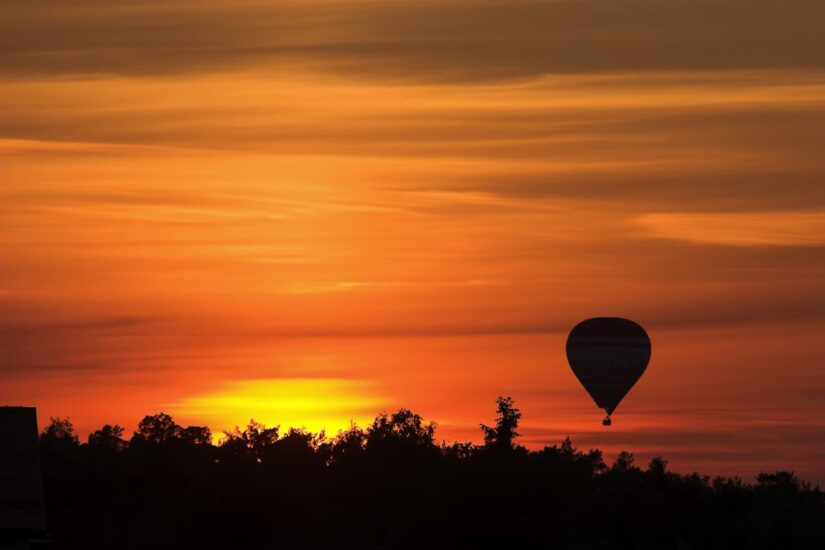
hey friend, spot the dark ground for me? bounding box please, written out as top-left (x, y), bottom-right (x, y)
top-left (37, 398), bottom-right (825, 549)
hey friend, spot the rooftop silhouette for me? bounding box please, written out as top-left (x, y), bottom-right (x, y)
top-left (0, 407), bottom-right (47, 548)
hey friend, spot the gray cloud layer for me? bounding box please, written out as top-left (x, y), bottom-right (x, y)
top-left (2, 0), bottom-right (824, 79)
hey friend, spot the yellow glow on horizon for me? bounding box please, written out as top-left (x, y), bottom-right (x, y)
top-left (171, 378), bottom-right (390, 440)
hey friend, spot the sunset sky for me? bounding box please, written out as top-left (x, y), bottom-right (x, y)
top-left (2, 0), bottom-right (825, 483)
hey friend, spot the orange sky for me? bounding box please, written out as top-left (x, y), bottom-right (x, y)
top-left (2, 0), bottom-right (825, 483)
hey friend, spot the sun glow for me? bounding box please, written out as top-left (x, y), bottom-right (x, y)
top-left (171, 378), bottom-right (389, 440)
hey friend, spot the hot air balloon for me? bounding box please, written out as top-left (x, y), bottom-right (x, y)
top-left (566, 317), bottom-right (651, 426)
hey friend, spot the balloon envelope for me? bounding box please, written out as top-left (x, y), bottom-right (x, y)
top-left (566, 317), bottom-right (651, 417)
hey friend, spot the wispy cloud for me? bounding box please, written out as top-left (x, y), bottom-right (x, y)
top-left (638, 211), bottom-right (825, 247)
top-left (1, 0), bottom-right (823, 79)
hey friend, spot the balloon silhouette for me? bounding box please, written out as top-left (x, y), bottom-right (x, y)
top-left (566, 317), bottom-right (651, 426)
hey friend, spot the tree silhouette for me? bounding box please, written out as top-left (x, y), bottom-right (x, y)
top-left (648, 455), bottom-right (669, 476)
top-left (330, 422), bottom-right (367, 465)
top-left (88, 424), bottom-right (126, 451)
top-left (367, 409), bottom-right (435, 448)
top-left (178, 425), bottom-right (212, 446)
top-left (132, 412), bottom-right (180, 444)
top-left (480, 396), bottom-right (521, 451)
top-left (41, 417), bottom-right (79, 447)
top-left (221, 419), bottom-right (280, 463)
top-left (612, 450), bottom-right (636, 472)
top-left (31, 399), bottom-right (825, 549)
top-left (39, 417), bottom-right (79, 460)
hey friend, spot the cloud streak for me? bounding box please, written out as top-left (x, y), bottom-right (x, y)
top-left (1, 0), bottom-right (824, 79)
top-left (639, 211), bottom-right (825, 247)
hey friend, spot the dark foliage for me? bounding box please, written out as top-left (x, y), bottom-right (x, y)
top-left (38, 399), bottom-right (825, 549)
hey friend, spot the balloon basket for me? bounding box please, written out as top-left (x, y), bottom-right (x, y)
top-left (602, 416), bottom-right (612, 427)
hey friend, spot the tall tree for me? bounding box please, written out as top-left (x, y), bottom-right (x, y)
top-left (480, 396), bottom-right (521, 451)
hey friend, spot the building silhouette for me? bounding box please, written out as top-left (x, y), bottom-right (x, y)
top-left (0, 407), bottom-right (47, 549)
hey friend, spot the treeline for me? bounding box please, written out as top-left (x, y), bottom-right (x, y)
top-left (39, 398), bottom-right (825, 549)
